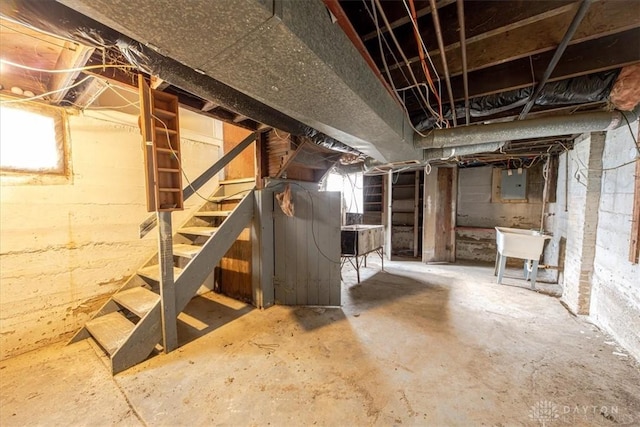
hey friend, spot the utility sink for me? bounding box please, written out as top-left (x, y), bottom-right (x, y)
top-left (494, 227), bottom-right (551, 289)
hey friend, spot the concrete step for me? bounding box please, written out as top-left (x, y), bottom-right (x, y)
top-left (85, 312), bottom-right (135, 355)
top-left (172, 243), bottom-right (202, 259)
top-left (113, 287), bottom-right (160, 318)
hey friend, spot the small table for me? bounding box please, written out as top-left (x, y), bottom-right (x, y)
top-left (340, 225), bottom-right (384, 283)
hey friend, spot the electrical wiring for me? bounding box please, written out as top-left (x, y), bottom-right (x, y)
top-left (403, 0), bottom-right (444, 124)
top-left (72, 100), bottom-right (140, 110)
top-left (362, 0), bottom-right (439, 125)
top-left (621, 112), bottom-right (640, 156)
top-left (366, 0), bottom-right (431, 123)
top-left (153, 114), bottom-right (252, 204)
top-left (0, 58), bottom-right (137, 74)
top-left (0, 75), bottom-right (93, 104)
top-left (286, 181), bottom-right (342, 265)
top-left (368, 0), bottom-right (442, 132)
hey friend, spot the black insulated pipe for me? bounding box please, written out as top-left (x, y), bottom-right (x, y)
top-left (518, 0), bottom-right (594, 120)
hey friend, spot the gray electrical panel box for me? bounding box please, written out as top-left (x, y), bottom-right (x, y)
top-left (501, 169), bottom-right (527, 200)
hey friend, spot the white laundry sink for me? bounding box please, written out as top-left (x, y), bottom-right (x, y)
top-left (495, 227), bottom-right (550, 259)
top-left (494, 227), bottom-right (551, 289)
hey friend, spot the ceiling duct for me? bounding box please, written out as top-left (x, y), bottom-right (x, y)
top-left (415, 109), bottom-right (637, 150)
top-left (1, 0), bottom-right (368, 158)
top-left (56, 0), bottom-right (419, 163)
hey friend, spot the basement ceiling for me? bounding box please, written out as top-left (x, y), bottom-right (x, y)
top-left (0, 0), bottom-right (638, 165)
top-left (335, 0), bottom-right (639, 126)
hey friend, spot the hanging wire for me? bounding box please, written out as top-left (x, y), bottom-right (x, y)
top-left (0, 58), bottom-right (137, 74)
top-left (363, 0), bottom-right (440, 134)
top-left (0, 75), bottom-right (93, 104)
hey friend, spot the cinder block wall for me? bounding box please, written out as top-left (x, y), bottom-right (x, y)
top-left (0, 109), bottom-right (222, 360)
top-left (559, 122), bottom-right (640, 361)
top-left (561, 133), bottom-right (605, 314)
top-left (590, 121), bottom-right (640, 361)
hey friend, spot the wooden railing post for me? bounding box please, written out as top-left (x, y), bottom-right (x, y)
top-left (157, 211), bottom-right (178, 352)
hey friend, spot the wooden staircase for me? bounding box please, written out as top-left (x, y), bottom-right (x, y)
top-left (70, 178), bottom-right (255, 374)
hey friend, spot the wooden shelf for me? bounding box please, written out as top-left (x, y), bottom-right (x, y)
top-left (153, 108), bottom-right (177, 119)
top-left (155, 126), bottom-right (177, 135)
top-left (140, 76), bottom-right (183, 212)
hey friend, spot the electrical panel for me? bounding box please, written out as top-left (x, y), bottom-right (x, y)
top-left (501, 169), bottom-right (527, 200)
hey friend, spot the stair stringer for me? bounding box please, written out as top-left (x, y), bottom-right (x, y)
top-left (175, 190), bottom-right (254, 312)
top-left (68, 187), bottom-right (224, 345)
top-left (111, 302), bottom-right (162, 374)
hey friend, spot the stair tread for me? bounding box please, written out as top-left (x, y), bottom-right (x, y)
top-left (178, 226), bottom-right (219, 236)
top-left (86, 312), bottom-right (135, 355)
top-left (195, 210), bottom-right (232, 217)
top-left (219, 177), bottom-right (255, 184)
top-left (173, 243), bottom-right (202, 258)
top-left (210, 194), bottom-right (245, 202)
top-left (137, 265), bottom-right (183, 282)
top-left (113, 287), bottom-right (159, 318)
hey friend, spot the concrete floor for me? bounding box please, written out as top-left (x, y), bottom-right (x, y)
top-left (1, 260), bottom-right (639, 426)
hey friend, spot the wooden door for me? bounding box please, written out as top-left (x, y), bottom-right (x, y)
top-left (272, 185), bottom-right (341, 306)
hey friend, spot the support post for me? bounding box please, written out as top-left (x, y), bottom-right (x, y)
top-left (157, 211), bottom-right (178, 352)
top-left (497, 254), bottom-right (507, 284)
top-left (385, 170), bottom-right (393, 260)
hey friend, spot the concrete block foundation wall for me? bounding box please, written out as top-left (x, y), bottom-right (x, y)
top-left (560, 123), bottom-right (640, 361)
top-left (0, 109), bottom-right (222, 361)
top-left (590, 122), bottom-right (640, 361)
top-left (561, 133), bottom-right (605, 314)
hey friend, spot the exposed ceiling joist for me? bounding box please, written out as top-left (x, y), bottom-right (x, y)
top-left (387, 0), bottom-right (639, 81)
top-left (47, 42), bottom-right (95, 103)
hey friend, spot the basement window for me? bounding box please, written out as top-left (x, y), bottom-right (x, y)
top-left (0, 102), bottom-right (69, 181)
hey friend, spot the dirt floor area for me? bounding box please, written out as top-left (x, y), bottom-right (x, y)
top-left (1, 260), bottom-right (639, 426)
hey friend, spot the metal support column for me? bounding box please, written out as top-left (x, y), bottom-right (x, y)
top-left (157, 211), bottom-right (178, 353)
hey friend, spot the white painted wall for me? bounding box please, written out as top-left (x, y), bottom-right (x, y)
top-left (0, 107), bottom-right (222, 360)
top-left (590, 121), bottom-right (640, 361)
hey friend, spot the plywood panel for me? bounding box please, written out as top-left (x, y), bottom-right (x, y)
top-left (272, 184), bottom-right (340, 306)
top-left (223, 122), bottom-right (255, 180)
top-left (219, 228), bottom-right (252, 302)
top-left (296, 191), bottom-right (309, 305)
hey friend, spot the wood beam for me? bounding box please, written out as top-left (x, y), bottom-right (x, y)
top-left (73, 76), bottom-right (109, 108)
top-left (401, 27), bottom-right (640, 111)
top-left (366, 0), bottom-right (573, 72)
top-left (233, 114), bottom-right (248, 123)
top-left (150, 75), bottom-right (170, 90)
top-left (48, 41), bottom-right (95, 103)
top-left (389, 0), bottom-right (640, 82)
top-left (201, 100), bottom-right (219, 111)
top-left (361, 0), bottom-right (455, 42)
